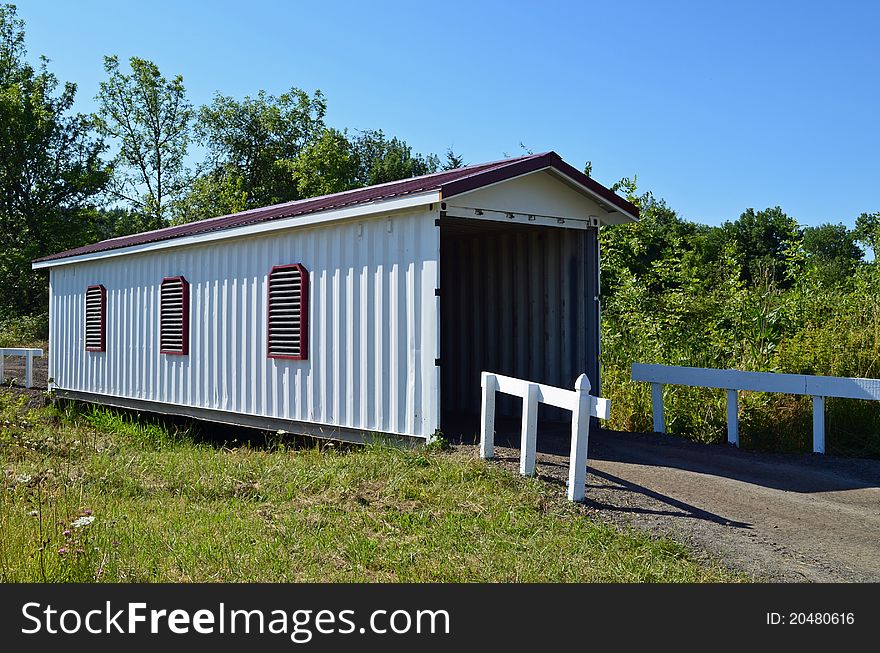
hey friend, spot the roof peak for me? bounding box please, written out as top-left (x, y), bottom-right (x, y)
top-left (34, 150), bottom-right (637, 266)
top-left (195, 151), bottom-right (554, 223)
top-left (125, 152), bottom-right (554, 239)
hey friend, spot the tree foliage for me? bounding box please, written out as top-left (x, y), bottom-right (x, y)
top-left (175, 92), bottom-right (439, 223)
top-left (720, 207), bottom-right (801, 286)
top-left (349, 129), bottom-right (439, 186)
top-left (193, 88), bottom-right (326, 211)
top-left (0, 4), bottom-right (109, 314)
top-left (443, 149), bottom-right (465, 170)
top-left (599, 178), bottom-right (878, 455)
top-left (95, 55), bottom-right (193, 230)
top-left (287, 128), bottom-right (358, 199)
top-left (854, 211), bottom-right (880, 257)
top-left (801, 223), bottom-right (863, 284)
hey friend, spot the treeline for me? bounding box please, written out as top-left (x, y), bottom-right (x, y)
top-left (0, 4), bottom-right (461, 320)
top-left (600, 185), bottom-right (880, 456)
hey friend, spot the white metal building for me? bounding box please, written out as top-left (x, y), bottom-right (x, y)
top-left (33, 152), bottom-right (638, 442)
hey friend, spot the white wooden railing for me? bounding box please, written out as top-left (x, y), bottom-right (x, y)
top-left (631, 363), bottom-right (880, 454)
top-left (479, 371), bottom-right (610, 501)
top-left (0, 348), bottom-right (44, 389)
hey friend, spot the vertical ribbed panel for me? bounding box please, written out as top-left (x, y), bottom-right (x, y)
top-left (48, 208), bottom-right (440, 439)
top-left (439, 218), bottom-right (593, 418)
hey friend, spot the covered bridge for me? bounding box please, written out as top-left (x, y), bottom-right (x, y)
top-left (32, 151), bottom-right (638, 442)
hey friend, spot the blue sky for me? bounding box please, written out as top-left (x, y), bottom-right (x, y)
top-left (15, 0), bottom-right (880, 227)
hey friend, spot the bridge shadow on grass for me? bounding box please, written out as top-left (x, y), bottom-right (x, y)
top-left (58, 400), bottom-right (362, 453)
top-left (445, 412), bottom-right (880, 494)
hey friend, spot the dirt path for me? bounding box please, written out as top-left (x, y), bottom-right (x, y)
top-left (1, 351), bottom-right (48, 408)
top-left (485, 428), bottom-right (880, 582)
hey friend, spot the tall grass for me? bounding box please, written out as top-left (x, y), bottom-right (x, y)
top-left (601, 267), bottom-right (880, 457)
top-left (0, 393), bottom-right (738, 583)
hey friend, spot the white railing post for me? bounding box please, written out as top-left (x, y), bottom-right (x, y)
top-left (726, 389), bottom-right (739, 446)
top-left (520, 383), bottom-right (539, 476)
top-left (478, 370), bottom-right (610, 501)
top-left (480, 372), bottom-right (497, 459)
top-left (812, 395), bottom-right (825, 454)
top-left (633, 363), bottom-right (880, 455)
top-left (568, 373), bottom-right (592, 502)
top-left (25, 350), bottom-right (34, 388)
top-left (651, 382), bottom-right (665, 433)
top-left (0, 348), bottom-right (43, 388)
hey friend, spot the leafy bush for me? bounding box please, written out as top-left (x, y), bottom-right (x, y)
top-left (600, 194), bottom-right (880, 458)
top-left (0, 311), bottom-right (48, 348)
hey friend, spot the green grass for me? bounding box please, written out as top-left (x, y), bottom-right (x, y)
top-left (0, 392), bottom-right (739, 583)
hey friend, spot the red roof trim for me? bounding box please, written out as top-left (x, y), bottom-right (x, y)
top-left (34, 152), bottom-right (637, 264)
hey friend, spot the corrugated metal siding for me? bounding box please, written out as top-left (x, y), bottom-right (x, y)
top-left (49, 209), bottom-right (440, 439)
top-left (440, 218), bottom-right (593, 418)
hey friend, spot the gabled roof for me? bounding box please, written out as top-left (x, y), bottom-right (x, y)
top-left (33, 151), bottom-right (638, 265)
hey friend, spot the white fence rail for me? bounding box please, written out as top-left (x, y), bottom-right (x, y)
top-left (479, 371), bottom-right (610, 501)
top-left (0, 348), bottom-right (44, 389)
top-left (631, 363), bottom-right (880, 454)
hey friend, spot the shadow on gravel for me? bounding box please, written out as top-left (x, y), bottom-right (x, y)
top-left (491, 448), bottom-right (751, 528)
top-left (592, 429), bottom-right (880, 494)
top-left (445, 413), bottom-right (880, 494)
top-left (583, 468), bottom-right (751, 528)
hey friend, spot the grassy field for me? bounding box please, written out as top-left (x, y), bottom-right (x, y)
top-left (0, 391), bottom-right (739, 583)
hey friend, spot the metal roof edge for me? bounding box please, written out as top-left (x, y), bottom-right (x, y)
top-left (32, 191), bottom-right (440, 270)
top-left (33, 150), bottom-right (637, 267)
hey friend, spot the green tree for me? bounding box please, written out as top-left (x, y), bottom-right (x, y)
top-left (179, 100), bottom-right (441, 224)
top-left (349, 129), bottom-right (439, 186)
top-left (720, 207), bottom-right (801, 286)
top-left (288, 128), bottom-right (441, 200)
top-left (194, 87), bottom-right (326, 211)
top-left (95, 55), bottom-right (193, 230)
top-left (172, 172), bottom-right (248, 224)
top-left (84, 206), bottom-right (146, 242)
top-left (443, 148), bottom-right (465, 170)
top-left (801, 223), bottom-right (863, 285)
top-left (600, 189), bottom-right (716, 298)
top-left (854, 211), bottom-right (880, 258)
top-left (0, 4), bottom-right (109, 315)
top-left (287, 128), bottom-right (359, 199)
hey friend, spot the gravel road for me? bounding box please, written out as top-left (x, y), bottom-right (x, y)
top-left (483, 425), bottom-right (880, 582)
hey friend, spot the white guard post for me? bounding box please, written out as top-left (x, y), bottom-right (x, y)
top-left (631, 363), bottom-right (880, 454)
top-left (0, 348), bottom-right (44, 389)
top-left (479, 371), bottom-right (610, 502)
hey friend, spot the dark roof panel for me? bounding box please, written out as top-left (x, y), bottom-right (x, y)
top-left (34, 151), bottom-right (638, 263)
